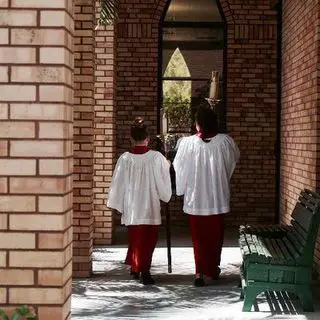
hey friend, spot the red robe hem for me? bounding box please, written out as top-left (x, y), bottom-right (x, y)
top-left (125, 225), bottom-right (159, 273)
top-left (189, 214), bottom-right (225, 278)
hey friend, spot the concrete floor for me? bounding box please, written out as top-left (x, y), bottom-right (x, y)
top-left (72, 227), bottom-right (320, 320)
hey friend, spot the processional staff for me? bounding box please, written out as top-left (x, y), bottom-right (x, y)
top-left (157, 111), bottom-right (176, 274)
top-left (163, 134), bottom-right (174, 274)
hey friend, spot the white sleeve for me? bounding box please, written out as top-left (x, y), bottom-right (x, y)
top-left (222, 135), bottom-right (240, 180)
top-left (107, 156), bottom-right (128, 214)
top-left (173, 138), bottom-right (190, 196)
top-left (154, 153), bottom-right (172, 203)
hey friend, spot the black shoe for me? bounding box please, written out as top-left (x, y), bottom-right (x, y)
top-left (212, 267), bottom-right (221, 280)
top-left (130, 270), bottom-right (140, 280)
top-left (194, 277), bottom-right (205, 287)
top-left (141, 272), bottom-right (155, 285)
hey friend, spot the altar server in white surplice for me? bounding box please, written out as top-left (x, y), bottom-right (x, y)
top-left (107, 117), bottom-right (172, 285)
top-left (173, 103), bottom-right (240, 287)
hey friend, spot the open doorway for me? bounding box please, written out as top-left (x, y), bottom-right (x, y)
top-left (158, 0), bottom-right (227, 227)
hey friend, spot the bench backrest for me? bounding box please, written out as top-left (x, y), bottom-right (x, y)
top-left (289, 189), bottom-right (320, 264)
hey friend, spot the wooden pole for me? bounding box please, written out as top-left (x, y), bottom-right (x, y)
top-left (164, 148), bottom-right (172, 274)
top-left (158, 138), bottom-right (173, 274)
top-left (165, 200), bottom-right (172, 273)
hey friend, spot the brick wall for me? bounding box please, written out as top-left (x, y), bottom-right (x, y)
top-left (280, 0), bottom-right (320, 269)
top-left (116, 6), bottom-right (158, 156)
top-left (73, 0), bottom-right (95, 277)
top-left (0, 1), bottom-right (73, 319)
top-left (93, 1), bottom-right (116, 245)
top-left (115, 0), bottom-right (278, 229)
top-left (225, 0), bottom-right (278, 225)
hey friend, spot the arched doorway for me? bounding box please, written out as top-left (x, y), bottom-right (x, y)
top-left (158, 0), bottom-right (227, 228)
top-left (112, 0), bottom-right (278, 259)
top-left (152, 0), bottom-right (278, 229)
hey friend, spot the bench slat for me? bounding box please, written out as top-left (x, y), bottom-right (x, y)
top-left (263, 238), bottom-right (279, 263)
top-left (291, 219), bottom-right (308, 242)
top-left (292, 203), bottom-right (313, 233)
top-left (277, 237), bottom-right (295, 265)
top-left (256, 236), bottom-right (272, 261)
top-left (239, 234), bottom-right (251, 256)
top-left (282, 234), bottom-right (301, 261)
top-left (270, 238), bottom-right (286, 264)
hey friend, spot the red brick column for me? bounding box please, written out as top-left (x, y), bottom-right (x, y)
top-left (73, 0), bottom-right (95, 277)
top-left (0, 1), bottom-right (73, 318)
top-left (93, 1), bottom-right (116, 245)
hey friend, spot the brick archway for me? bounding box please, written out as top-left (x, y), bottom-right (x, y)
top-left (115, 0), bottom-right (278, 231)
top-left (75, 0), bottom-right (280, 286)
top-left (72, 0), bottom-right (279, 278)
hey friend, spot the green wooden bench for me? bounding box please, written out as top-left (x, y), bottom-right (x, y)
top-left (239, 189), bottom-right (320, 312)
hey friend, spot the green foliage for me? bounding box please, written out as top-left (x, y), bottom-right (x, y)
top-left (163, 48), bottom-right (191, 131)
top-left (163, 79), bottom-right (191, 105)
top-left (97, 0), bottom-right (119, 26)
top-left (163, 97), bottom-right (191, 132)
top-left (0, 306), bottom-right (37, 320)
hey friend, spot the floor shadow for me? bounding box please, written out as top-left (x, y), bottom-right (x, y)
top-left (72, 275), bottom-right (242, 319)
top-left (72, 236), bottom-right (320, 320)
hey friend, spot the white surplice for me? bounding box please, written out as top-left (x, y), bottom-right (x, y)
top-left (107, 150), bottom-right (172, 225)
top-left (173, 134), bottom-right (240, 215)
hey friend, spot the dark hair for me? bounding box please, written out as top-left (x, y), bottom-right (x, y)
top-left (130, 117), bottom-right (148, 141)
top-left (195, 102), bottom-right (218, 134)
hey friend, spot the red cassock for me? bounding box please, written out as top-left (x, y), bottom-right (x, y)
top-left (125, 225), bottom-right (159, 273)
top-left (189, 214), bottom-right (225, 278)
top-left (124, 145), bottom-right (159, 273)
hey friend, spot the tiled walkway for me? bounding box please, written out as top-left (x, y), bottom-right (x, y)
top-left (72, 227), bottom-right (320, 320)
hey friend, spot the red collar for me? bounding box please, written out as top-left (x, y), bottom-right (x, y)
top-left (129, 145), bottom-right (150, 154)
top-left (196, 130), bottom-right (217, 140)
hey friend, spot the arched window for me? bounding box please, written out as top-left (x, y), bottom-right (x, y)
top-left (164, 48), bottom-right (191, 78)
top-left (162, 48), bottom-right (192, 133)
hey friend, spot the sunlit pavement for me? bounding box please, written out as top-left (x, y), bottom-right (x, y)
top-left (72, 228), bottom-right (320, 320)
